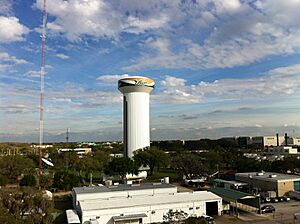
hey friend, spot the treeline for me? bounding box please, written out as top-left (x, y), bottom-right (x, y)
top-left (152, 139), bottom-right (239, 151)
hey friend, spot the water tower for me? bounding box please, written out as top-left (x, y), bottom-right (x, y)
top-left (118, 76), bottom-right (155, 157)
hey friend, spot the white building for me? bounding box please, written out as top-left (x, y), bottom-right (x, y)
top-left (267, 146), bottom-right (299, 155)
top-left (71, 183), bottom-right (222, 224)
top-left (118, 76), bottom-right (155, 158)
top-left (252, 135), bottom-right (294, 147)
top-left (59, 148), bottom-right (92, 158)
top-left (292, 137), bottom-right (300, 146)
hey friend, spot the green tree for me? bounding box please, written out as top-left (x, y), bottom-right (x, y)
top-left (39, 174), bottom-right (53, 190)
top-left (163, 209), bottom-right (188, 223)
top-left (171, 153), bottom-right (208, 179)
top-left (134, 147), bottom-right (170, 175)
top-left (0, 155), bottom-right (35, 183)
top-left (1, 188), bottom-right (53, 224)
top-left (20, 175), bottom-right (36, 187)
top-left (0, 175), bottom-right (8, 186)
top-left (53, 170), bottom-right (80, 190)
top-left (105, 157), bottom-right (139, 179)
top-left (79, 151), bottom-right (109, 176)
top-left (184, 217), bottom-right (207, 224)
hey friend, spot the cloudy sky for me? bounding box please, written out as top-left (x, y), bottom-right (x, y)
top-left (1, 0), bottom-right (300, 142)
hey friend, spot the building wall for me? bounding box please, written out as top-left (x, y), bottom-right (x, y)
top-left (235, 175), bottom-right (277, 193)
top-left (292, 138), bottom-right (300, 146)
top-left (263, 136), bottom-right (285, 147)
top-left (81, 200), bottom-right (221, 224)
top-left (277, 181), bottom-right (294, 196)
top-left (268, 146), bottom-right (298, 154)
top-left (252, 136), bottom-right (293, 147)
top-left (235, 175), bottom-right (295, 196)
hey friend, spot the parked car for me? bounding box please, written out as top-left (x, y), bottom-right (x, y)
top-left (265, 197), bottom-right (271, 202)
top-left (200, 215), bottom-right (215, 224)
top-left (277, 197), bottom-right (284, 202)
top-left (271, 197), bottom-right (278, 203)
top-left (261, 205), bottom-right (275, 213)
top-left (261, 196), bottom-right (270, 203)
top-left (283, 196), bottom-right (290, 202)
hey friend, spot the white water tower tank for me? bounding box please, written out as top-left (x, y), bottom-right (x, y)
top-left (118, 76), bottom-right (155, 158)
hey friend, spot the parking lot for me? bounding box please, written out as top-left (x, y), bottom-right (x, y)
top-left (214, 200), bottom-right (300, 224)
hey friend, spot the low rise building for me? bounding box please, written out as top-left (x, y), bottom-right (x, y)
top-left (267, 146), bottom-right (299, 155)
top-left (58, 148), bottom-right (92, 158)
top-left (235, 172), bottom-right (300, 196)
top-left (72, 183), bottom-right (222, 224)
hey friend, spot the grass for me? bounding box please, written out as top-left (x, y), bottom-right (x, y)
top-left (145, 168), bottom-right (181, 183)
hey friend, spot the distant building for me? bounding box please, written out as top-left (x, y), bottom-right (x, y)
top-left (292, 137), bottom-right (300, 146)
top-left (267, 146), bottom-right (299, 155)
top-left (252, 135), bottom-right (293, 147)
top-left (237, 137), bottom-right (251, 147)
top-left (235, 172), bottom-right (300, 196)
top-left (71, 183), bottom-right (222, 224)
top-left (58, 148), bottom-right (92, 158)
top-left (31, 144), bottom-right (53, 149)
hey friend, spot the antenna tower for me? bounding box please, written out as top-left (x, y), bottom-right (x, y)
top-left (39, 0), bottom-right (47, 176)
top-left (66, 128), bottom-right (70, 143)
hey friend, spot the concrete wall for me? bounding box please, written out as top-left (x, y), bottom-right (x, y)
top-left (235, 175), bottom-right (295, 196)
top-left (235, 175), bottom-right (277, 193)
top-left (277, 181), bottom-right (294, 196)
top-left (81, 200), bottom-right (222, 224)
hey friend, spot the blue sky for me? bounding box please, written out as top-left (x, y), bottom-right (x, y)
top-left (1, 0), bottom-right (300, 142)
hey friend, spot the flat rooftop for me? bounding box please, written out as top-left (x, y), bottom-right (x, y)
top-left (79, 191), bottom-right (221, 211)
top-left (73, 183), bottom-right (176, 195)
top-left (214, 179), bottom-right (248, 186)
top-left (235, 172), bottom-right (300, 182)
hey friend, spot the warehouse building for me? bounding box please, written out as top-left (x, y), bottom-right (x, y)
top-left (71, 183), bottom-right (222, 224)
top-left (235, 172), bottom-right (300, 196)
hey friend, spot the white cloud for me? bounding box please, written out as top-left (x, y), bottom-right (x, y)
top-left (161, 75), bottom-right (186, 87)
top-left (24, 70), bottom-right (41, 78)
top-left (0, 64), bottom-right (10, 71)
top-left (55, 53), bottom-right (69, 60)
top-left (0, 51), bottom-right (28, 72)
top-left (35, 0), bottom-right (169, 41)
top-left (0, 51), bottom-right (28, 64)
top-left (0, 0), bottom-right (13, 15)
top-left (154, 75), bottom-right (203, 104)
top-left (154, 63), bottom-right (300, 104)
top-left (121, 0), bottom-right (300, 70)
top-left (0, 16), bottom-right (29, 43)
top-left (97, 74), bottom-right (129, 85)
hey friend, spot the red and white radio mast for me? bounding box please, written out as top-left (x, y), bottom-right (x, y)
top-left (39, 0), bottom-right (47, 176)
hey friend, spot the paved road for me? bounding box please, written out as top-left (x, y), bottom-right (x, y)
top-left (215, 200), bottom-right (300, 224)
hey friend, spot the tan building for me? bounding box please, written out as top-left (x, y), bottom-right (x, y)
top-left (292, 137), bottom-right (300, 146)
top-left (235, 172), bottom-right (300, 196)
top-left (252, 136), bottom-right (293, 147)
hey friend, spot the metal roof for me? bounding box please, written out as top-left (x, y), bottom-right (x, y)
top-left (66, 209), bottom-right (80, 224)
top-left (79, 191), bottom-right (221, 211)
top-left (113, 213), bottom-right (147, 221)
top-left (214, 179), bottom-right (248, 186)
top-left (210, 187), bottom-right (256, 202)
top-left (235, 172), bottom-right (300, 182)
top-left (73, 183), bottom-right (175, 195)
